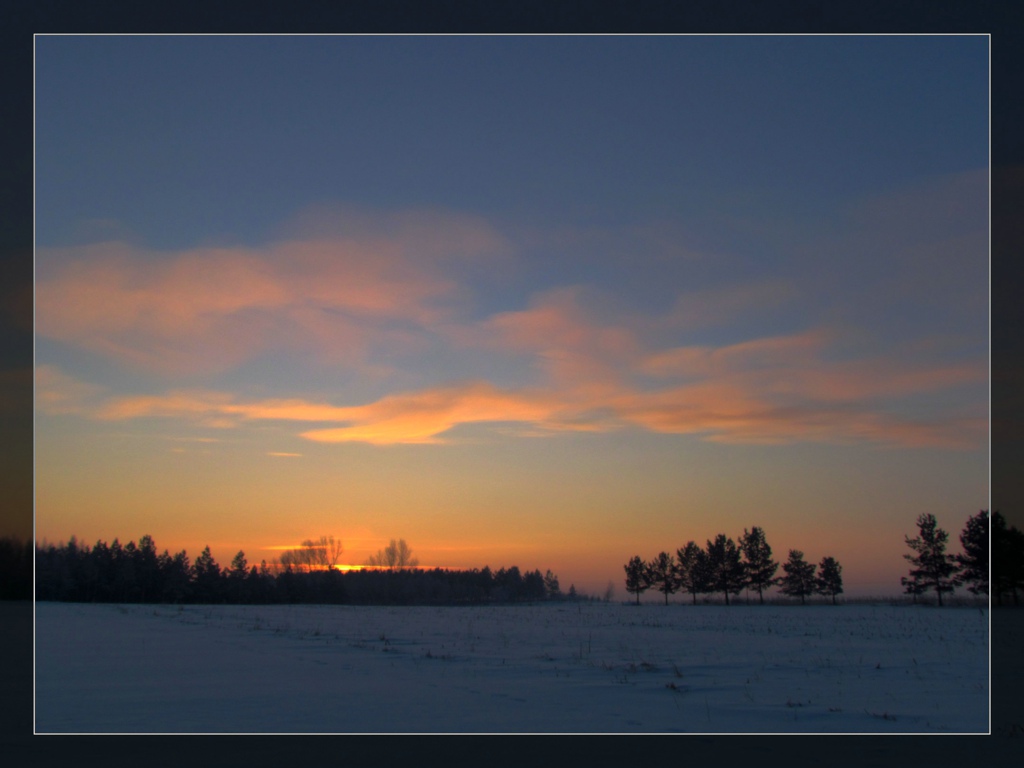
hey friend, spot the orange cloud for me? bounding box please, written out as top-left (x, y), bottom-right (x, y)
top-left (477, 286), bottom-right (642, 388)
top-left (36, 209), bottom-right (509, 376)
top-left (38, 256), bottom-right (985, 453)
top-left (95, 390), bottom-right (237, 422)
top-left (82, 378), bottom-right (582, 445)
top-left (617, 381), bottom-right (984, 449)
top-left (299, 382), bottom-right (574, 445)
top-left (43, 351), bottom-right (985, 450)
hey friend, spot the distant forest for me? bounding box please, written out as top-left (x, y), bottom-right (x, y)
top-left (28, 535), bottom-right (570, 606)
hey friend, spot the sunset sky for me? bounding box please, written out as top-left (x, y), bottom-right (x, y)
top-left (34, 35), bottom-right (988, 597)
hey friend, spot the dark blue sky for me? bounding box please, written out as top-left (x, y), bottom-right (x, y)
top-left (36, 36), bottom-right (987, 249)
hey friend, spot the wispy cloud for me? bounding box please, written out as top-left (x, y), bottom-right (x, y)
top-left (36, 208), bottom-right (510, 376)
top-left (477, 286), bottom-right (641, 388)
top-left (35, 189), bottom-right (986, 452)
top-left (40, 324), bottom-right (985, 450)
top-left (613, 380), bottom-right (985, 449)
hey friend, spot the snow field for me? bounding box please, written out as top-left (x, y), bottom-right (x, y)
top-left (35, 601), bottom-right (988, 733)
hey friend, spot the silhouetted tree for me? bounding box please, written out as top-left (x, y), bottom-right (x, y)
top-left (91, 539), bottom-right (114, 601)
top-left (227, 551), bottom-right (249, 603)
top-left (133, 535), bottom-right (160, 603)
top-left (280, 536), bottom-right (344, 573)
top-left (649, 551), bottom-right (678, 605)
top-left (230, 550), bottom-right (248, 577)
top-left (815, 556), bottom-right (843, 605)
top-left (366, 538), bottom-right (418, 570)
top-left (705, 535), bottom-right (745, 605)
top-left (903, 513), bottom-right (961, 606)
top-left (779, 550), bottom-right (816, 604)
top-left (543, 569), bottom-right (561, 598)
top-left (739, 526), bottom-right (779, 604)
top-left (675, 541), bottom-right (710, 604)
top-left (624, 555), bottom-right (653, 605)
top-left (192, 546), bottom-right (222, 602)
top-left (957, 510), bottom-right (988, 596)
top-left (522, 568), bottom-right (547, 601)
top-left (493, 565), bottom-right (524, 601)
top-left (109, 538), bottom-right (138, 601)
top-left (159, 549), bottom-right (191, 603)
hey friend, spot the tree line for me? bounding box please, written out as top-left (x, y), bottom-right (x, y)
top-left (33, 534), bottom-right (571, 606)
top-left (902, 510), bottom-right (1021, 606)
top-left (623, 526), bottom-right (843, 606)
top-left (5, 509), bottom-right (1024, 604)
top-left (622, 510), bottom-right (1023, 607)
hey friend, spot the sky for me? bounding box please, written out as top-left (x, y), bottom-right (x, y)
top-left (33, 35), bottom-right (989, 597)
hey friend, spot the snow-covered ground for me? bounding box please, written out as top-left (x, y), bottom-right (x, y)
top-left (34, 601), bottom-right (988, 734)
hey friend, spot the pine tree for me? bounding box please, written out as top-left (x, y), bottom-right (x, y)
top-left (192, 545), bottom-right (222, 602)
top-left (780, 550), bottom-right (816, 604)
top-left (705, 535), bottom-right (745, 605)
top-left (815, 556), bottom-right (843, 605)
top-left (675, 541), bottom-right (711, 604)
top-left (230, 550), bottom-right (248, 578)
top-left (543, 569), bottom-right (561, 599)
top-left (903, 513), bottom-right (961, 606)
top-left (623, 555), bottom-right (653, 605)
top-left (956, 510), bottom-right (988, 596)
top-left (135, 534), bottom-right (160, 603)
top-left (739, 526), bottom-right (779, 604)
top-left (649, 551), bottom-right (679, 605)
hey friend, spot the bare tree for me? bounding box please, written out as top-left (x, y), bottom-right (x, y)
top-left (279, 535), bottom-right (343, 572)
top-left (366, 538), bottom-right (419, 570)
